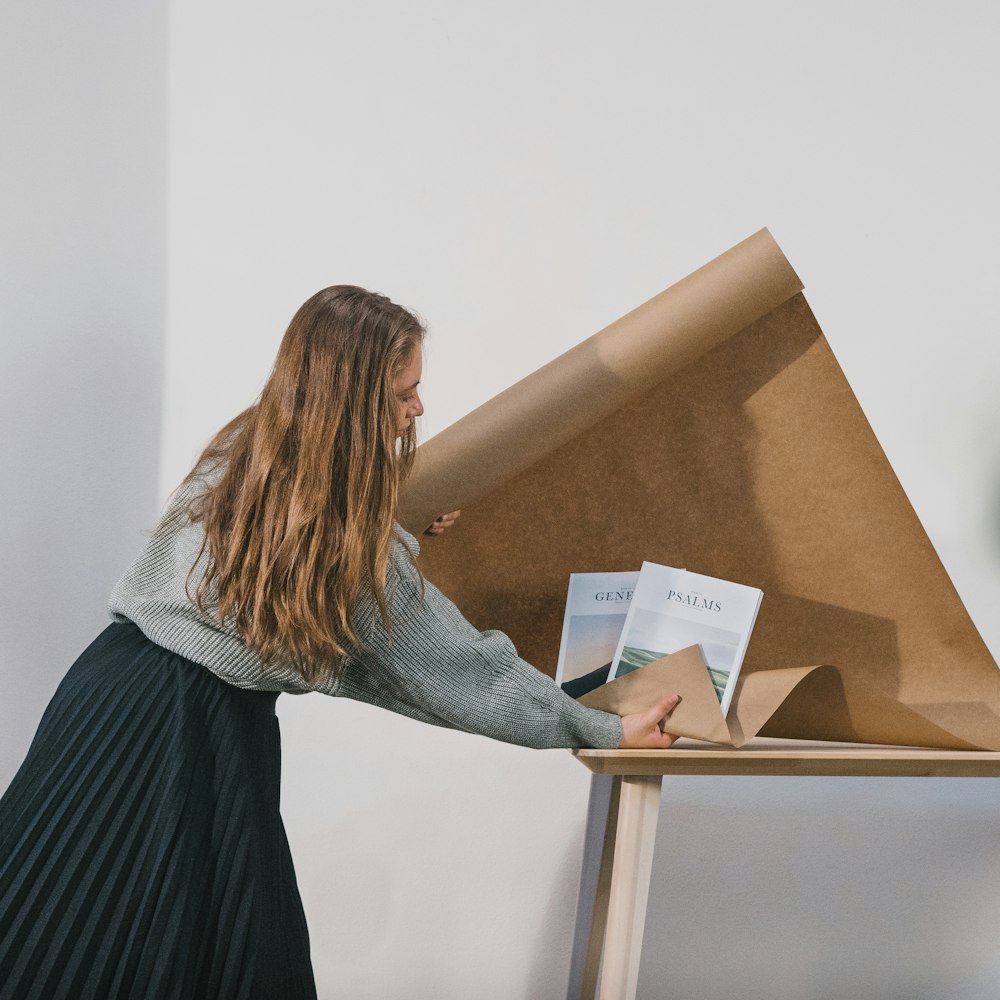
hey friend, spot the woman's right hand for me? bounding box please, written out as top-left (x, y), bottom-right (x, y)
top-left (618, 694), bottom-right (681, 749)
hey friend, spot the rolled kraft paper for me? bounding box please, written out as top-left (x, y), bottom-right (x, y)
top-left (579, 647), bottom-right (999, 752)
top-left (404, 229), bottom-right (1000, 750)
top-left (397, 227), bottom-right (802, 535)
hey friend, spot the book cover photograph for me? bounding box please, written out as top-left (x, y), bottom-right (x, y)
top-left (608, 562), bottom-right (763, 716)
top-left (555, 572), bottom-right (639, 688)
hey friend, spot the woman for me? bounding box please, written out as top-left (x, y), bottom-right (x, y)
top-left (0, 285), bottom-right (678, 999)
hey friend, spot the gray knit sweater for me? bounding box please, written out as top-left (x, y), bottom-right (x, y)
top-left (107, 465), bottom-right (623, 750)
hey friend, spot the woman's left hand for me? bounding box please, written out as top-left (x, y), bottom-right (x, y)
top-left (423, 510), bottom-right (462, 536)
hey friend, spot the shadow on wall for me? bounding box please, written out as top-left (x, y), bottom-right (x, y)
top-left (0, 313), bottom-right (163, 792)
top-left (297, 776), bottom-right (587, 1000)
top-left (991, 454), bottom-right (1000, 561)
top-left (636, 774), bottom-right (1000, 1000)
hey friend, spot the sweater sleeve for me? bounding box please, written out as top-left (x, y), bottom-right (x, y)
top-left (335, 530), bottom-right (624, 750)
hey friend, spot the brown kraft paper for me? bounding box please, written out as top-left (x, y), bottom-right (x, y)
top-left (399, 229), bottom-right (1000, 751)
top-left (578, 646), bottom-right (995, 751)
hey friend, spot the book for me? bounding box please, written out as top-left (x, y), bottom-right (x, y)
top-left (607, 562), bottom-right (763, 716)
top-left (555, 571), bottom-right (639, 688)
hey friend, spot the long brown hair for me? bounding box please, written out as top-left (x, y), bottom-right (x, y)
top-left (178, 285), bottom-right (426, 683)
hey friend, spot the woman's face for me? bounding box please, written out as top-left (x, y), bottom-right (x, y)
top-left (394, 347), bottom-right (424, 436)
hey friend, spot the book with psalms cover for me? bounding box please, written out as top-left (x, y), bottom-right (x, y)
top-left (607, 562), bottom-right (763, 716)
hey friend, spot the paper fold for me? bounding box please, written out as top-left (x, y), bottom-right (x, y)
top-left (398, 228), bottom-right (802, 535)
top-left (578, 647), bottom-right (997, 751)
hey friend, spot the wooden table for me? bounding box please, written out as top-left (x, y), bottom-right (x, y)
top-left (566, 740), bottom-right (1000, 1000)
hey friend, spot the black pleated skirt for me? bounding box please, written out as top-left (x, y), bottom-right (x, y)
top-left (0, 621), bottom-right (317, 1000)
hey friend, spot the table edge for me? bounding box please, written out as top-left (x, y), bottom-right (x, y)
top-left (571, 747), bottom-right (1000, 777)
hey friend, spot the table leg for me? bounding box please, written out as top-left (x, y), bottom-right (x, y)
top-left (597, 774), bottom-right (663, 1000)
top-left (567, 774), bottom-right (621, 1000)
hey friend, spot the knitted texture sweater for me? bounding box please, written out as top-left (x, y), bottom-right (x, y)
top-left (107, 465), bottom-right (623, 750)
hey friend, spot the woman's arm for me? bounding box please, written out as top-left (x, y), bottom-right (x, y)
top-left (337, 536), bottom-right (624, 750)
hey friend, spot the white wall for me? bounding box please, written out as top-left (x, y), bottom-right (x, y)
top-left (6, 1), bottom-right (995, 997)
top-left (0, 2), bottom-right (167, 785)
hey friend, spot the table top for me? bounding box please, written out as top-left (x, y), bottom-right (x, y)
top-left (572, 739), bottom-right (1000, 777)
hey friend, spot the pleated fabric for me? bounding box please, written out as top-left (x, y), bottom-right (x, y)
top-left (0, 621), bottom-right (317, 1000)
